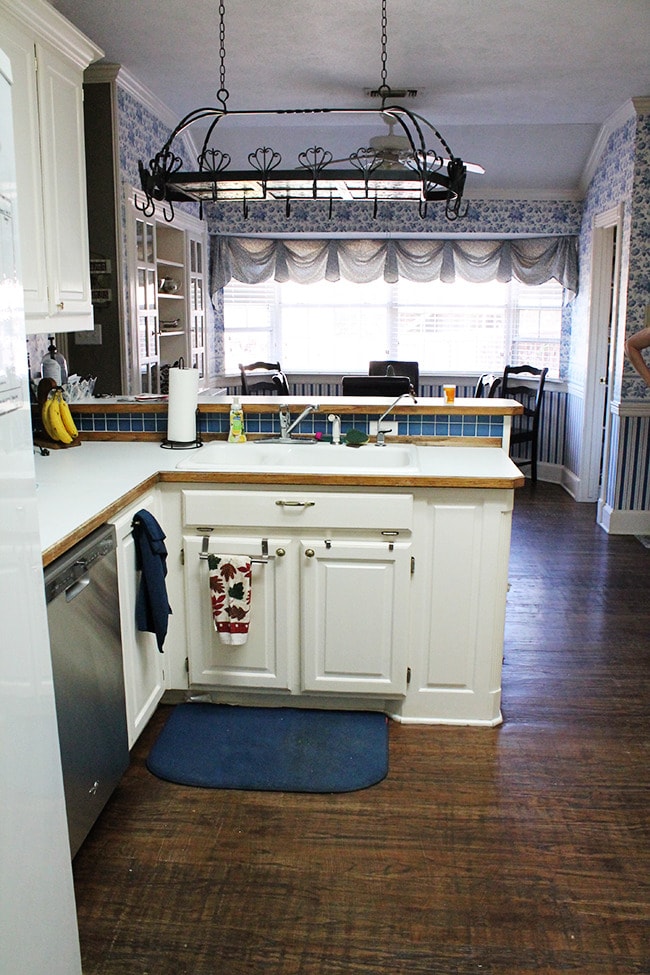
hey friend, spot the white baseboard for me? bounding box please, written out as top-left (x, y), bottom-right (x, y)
top-left (560, 466), bottom-right (581, 498)
top-left (537, 461), bottom-right (564, 486)
top-left (597, 502), bottom-right (650, 535)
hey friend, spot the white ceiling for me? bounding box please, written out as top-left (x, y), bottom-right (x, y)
top-left (49, 0), bottom-right (650, 197)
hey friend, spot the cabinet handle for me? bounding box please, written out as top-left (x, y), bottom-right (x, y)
top-left (276, 547), bottom-right (286, 557)
top-left (305, 548), bottom-right (315, 558)
top-left (275, 500), bottom-right (316, 508)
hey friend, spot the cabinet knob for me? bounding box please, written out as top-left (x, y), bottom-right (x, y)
top-left (57, 301), bottom-right (64, 311)
top-left (305, 548), bottom-right (315, 558)
top-left (276, 547), bottom-right (286, 557)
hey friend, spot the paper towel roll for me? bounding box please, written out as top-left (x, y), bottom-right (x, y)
top-left (167, 367), bottom-right (199, 443)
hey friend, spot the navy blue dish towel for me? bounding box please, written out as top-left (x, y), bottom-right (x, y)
top-left (132, 509), bottom-right (172, 652)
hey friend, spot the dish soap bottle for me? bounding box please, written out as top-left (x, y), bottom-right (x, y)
top-left (40, 336), bottom-right (68, 385)
top-left (228, 397), bottom-right (246, 443)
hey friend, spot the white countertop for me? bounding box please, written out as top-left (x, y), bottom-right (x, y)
top-left (35, 440), bottom-right (524, 560)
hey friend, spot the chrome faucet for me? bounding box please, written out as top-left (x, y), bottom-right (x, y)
top-left (277, 403), bottom-right (319, 442)
top-left (375, 391), bottom-right (417, 446)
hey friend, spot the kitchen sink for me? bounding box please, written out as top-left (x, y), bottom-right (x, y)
top-left (175, 440), bottom-right (420, 473)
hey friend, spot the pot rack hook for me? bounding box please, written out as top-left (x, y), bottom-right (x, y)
top-left (161, 199), bottom-right (175, 223)
top-left (134, 190), bottom-right (155, 217)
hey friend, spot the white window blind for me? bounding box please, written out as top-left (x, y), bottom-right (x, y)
top-left (223, 277), bottom-right (563, 376)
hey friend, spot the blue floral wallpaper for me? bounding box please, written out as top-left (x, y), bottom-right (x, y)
top-left (624, 111), bottom-right (650, 400)
top-left (204, 197), bottom-right (582, 238)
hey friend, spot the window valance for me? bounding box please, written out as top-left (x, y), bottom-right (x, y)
top-left (210, 235), bottom-right (578, 296)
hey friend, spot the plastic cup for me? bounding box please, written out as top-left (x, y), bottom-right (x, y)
top-left (443, 385), bottom-right (456, 404)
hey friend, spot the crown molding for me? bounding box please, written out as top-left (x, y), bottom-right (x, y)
top-left (84, 62), bottom-right (199, 157)
top-left (578, 98), bottom-right (650, 195)
top-left (0, 0), bottom-right (103, 70)
top-left (85, 62), bottom-right (178, 133)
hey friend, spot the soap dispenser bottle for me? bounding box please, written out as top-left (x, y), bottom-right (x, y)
top-left (40, 336), bottom-right (68, 385)
top-left (228, 397), bottom-right (246, 442)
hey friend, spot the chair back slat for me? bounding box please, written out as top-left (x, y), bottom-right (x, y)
top-left (501, 364), bottom-right (548, 482)
top-left (239, 361), bottom-right (290, 396)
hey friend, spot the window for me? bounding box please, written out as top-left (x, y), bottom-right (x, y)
top-left (223, 276), bottom-right (563, 376)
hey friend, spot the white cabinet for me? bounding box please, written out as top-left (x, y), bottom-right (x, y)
top-left (300, 538), bottom-right (411, 696)
top-left (110, 494), bottom-right (166, 747)
top-left (127, 193), bottom-right (208, 394)
top-left (0, 0), bottom-right (100, 332)
top-left (171, 482), bottom-right (514, 725)
top-left (402, 490), bottom-right (514, 726)
top-left (183, 533), bottom-right (296, 690)
top-left (181, 489), bottom-right (414, 700)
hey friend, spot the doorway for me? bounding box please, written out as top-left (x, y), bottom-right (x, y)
top-left (582, 205), bottom-right (623, 509)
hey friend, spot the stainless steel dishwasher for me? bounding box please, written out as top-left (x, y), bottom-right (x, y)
top-left (44, 524), bottom-right (129, 857)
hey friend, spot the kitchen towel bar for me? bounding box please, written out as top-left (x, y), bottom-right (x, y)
top-left (198, 534), bottom-right (269, 564)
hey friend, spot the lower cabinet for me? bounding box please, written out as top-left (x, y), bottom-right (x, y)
top-left (299, 538), bottom-right (411, 695)
top-left (181, 488), bottom-right (414, 699)
top-left (183, 533), bottom-right (295, 691)
top-left (110, 495), bottom-right (166, 747)
top-left (153, 481), bottom-right (515, 725)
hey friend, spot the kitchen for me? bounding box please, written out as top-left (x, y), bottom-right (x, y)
top-left (1, 1), bottom-right (649, 973)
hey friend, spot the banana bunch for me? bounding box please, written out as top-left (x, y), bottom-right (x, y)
top-left (41, 389), bottom-right (78, 445)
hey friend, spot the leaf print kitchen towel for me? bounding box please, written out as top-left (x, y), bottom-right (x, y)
top-left (207, 554), bottom-right (253, 646)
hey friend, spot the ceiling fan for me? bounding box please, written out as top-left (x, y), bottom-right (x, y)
top-left (364, 114), bottom-right (485, 175)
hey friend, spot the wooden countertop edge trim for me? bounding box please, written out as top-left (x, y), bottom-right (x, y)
top-left (158, 472), bottom-right (526, 489)
top-left (71, 401), bottom-right (523, 416)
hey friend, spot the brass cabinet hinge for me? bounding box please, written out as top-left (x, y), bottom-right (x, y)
top-left (180, 548), bottom-right (184, 565)
top-left (185, 657), bottom-right (189, 673)
top-left (407, 667), bottom-right (412, 686)
top-left (411, 556), bottom-right (415, 575)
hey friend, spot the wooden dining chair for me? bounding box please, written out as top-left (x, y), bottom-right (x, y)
top-left (474, 373), bottom-right (501, 397)
top-left (369, 360), bottom-right (419, 396)
top-left (501, 364), bottom-right (548, 482)
top-left (239, 361), bottom-right (290, 395)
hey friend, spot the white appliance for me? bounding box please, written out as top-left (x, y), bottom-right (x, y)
top-left (0, 47), bottom-right (82, 975)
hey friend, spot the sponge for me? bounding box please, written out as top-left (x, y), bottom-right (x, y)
top-left (344, 428), bottom-right (369, 446)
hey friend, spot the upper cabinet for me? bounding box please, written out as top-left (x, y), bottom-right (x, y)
top-left (0, 0), bottom-right (101, 333)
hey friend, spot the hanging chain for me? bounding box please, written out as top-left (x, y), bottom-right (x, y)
top-left (379, 0), bottom-right (390, 100)
top-left (216, 0), bottom-right (229, 109)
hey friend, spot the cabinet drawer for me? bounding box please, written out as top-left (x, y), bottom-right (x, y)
top-left (182, 489), bottom-right (413, 531)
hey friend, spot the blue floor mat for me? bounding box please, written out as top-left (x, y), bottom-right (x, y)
top-left (146, 703), bottom-right (389, 793)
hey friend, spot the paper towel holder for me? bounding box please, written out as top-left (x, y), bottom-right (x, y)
top-left (161, 359), bottom-right (203, 449)
top-left (161, 407), bottom-right (204, 450)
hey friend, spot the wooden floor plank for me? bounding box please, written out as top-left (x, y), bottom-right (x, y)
top-left (72, 482), bottom-right (650, 974)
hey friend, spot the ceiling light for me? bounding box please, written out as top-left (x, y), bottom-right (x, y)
top-left (137, 0), bottom-right (482, 223)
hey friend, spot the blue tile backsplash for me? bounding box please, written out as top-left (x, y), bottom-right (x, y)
top-left (75, 409), bottom-right (504, 441)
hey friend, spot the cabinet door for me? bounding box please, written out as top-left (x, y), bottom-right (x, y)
top-left (1, 20), bottom-right (49, 319)
top-left (36, 42), bottom-right (93, 329)
top-left (111, 496), bottom-right (165, 747)
top-left (187, 231), bottom-right (206, 377)
top-left (183, 534), bottom-right (296, 690)
top-left (300, 539), bottom-right (411, 696)
top-left (132, 214), bottom-right (160, 393)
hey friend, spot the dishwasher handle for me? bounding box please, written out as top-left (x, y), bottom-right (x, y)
top-left (65, 575), bottom-right (91, 602)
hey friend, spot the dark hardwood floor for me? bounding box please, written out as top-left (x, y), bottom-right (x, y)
top-left (72, 482), bottom-right (650, 975)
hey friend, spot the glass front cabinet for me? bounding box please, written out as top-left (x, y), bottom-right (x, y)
top-left (128, 194), bottom-right (208, 394)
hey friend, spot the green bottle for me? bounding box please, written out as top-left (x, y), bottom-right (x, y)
top-left (228, 397), bottom-right (246, 442)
